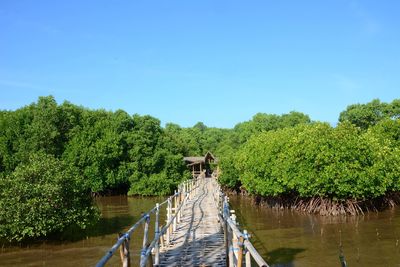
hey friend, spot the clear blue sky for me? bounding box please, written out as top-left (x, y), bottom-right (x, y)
top-left (1, 1), bottom-right (399, 128)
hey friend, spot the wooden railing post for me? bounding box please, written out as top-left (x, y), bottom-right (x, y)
top-left (154, 203), bottom-right (160, 266)
top-left (140, 214), bottom-right (150, 265)
top-left (231, 211), bottom-right (238, 266)
top-left (237, 234), bottom-right (244, 267)
top-left (118, 233), bottom-right (130, 267)
top-left (166, 197), bottom-right (172, 244)
top-left (180, 184), bottom-right (184, 203)
top-left (190, 179), bottom-right (194, 198)
top-left (97, 176), bottom-right (270, 267)
top-left (222, 207), bottom-right (229, 267)
top-left (177, 189), bottom-right (181, 223)
top-left (243, 230), bottom-right (251, 267)
top-left (228, 227), bottom-right (234, 267)
top-left (178, 190), bottom-right (183, 222)
top-left (173, 190), bottom-right (178, 231)
top-left (188, 180), bottom-right (191, 199)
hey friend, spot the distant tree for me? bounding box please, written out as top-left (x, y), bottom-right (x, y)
top-left (339, 99), bottom-right (400, 129)
top-left (280, 111), bottom-right (311, 128)
top-left (193, 122), bottom-right (207, 132)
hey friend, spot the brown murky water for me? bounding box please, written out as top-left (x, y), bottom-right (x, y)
top-left (0, 195), bottom-right (165, 267)
top-left (1, 195), bottom-right (400, 266)
top-left (229, 195), bottom-right (400, 267)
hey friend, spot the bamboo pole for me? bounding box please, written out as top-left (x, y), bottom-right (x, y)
top-left (177, 189), bottom-right (181, 223)
top-left (223, 214), bottom-right (230, 266)
top-left (237, 235), bottom-right (244, 267)
top-left (140, 215), bottom-right (150, 265)
top-left (173, 191), bottom-right (177, 231)
top-left (166, 198), bottom-right (171, 244)
top-left (231, 211), bottom-right (238, 265)
top-left (154, 203), bottom-right (160, 266)
top-left (243, 230), bottom-right (251, 267)
top-left (178, 189), bottom-right (183, 222)
top-left (118, 233), bottom-right (130, 267)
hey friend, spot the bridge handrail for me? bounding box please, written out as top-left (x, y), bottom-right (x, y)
top-left (139, 188), bottom-right (191, 266)
top-left (212, 178), bottom-right (269, 267)
top-left (96, 171), bottom-right (268, 267)
top-left (96, 172), bottom-right (204, 267)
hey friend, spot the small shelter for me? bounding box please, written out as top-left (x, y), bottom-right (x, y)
top-left (184, 152), bottom-right (217, 177)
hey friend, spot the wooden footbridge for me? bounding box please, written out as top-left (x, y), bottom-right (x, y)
top-left (96, 172), bottom-right (269, 267)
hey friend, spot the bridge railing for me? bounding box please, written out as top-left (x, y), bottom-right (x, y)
top-left (212, 178), bottom-right (269, 267)
top-left (96, 175), bottom-right (202, 267)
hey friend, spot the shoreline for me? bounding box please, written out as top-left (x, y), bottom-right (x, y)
top-left (223, 187), bottom-right (400, 216)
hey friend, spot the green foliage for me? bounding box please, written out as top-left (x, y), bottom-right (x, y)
top-left (128, 172), bottom-right (178, 196)
top-left (232, 111), bottom-right (311, 146)
top-left (236, 122), bottom-right (400, 200)
top-left (2, 95), bottom-right (400, 242)
top-left (63, 109), bottom-right (129, 192)
top-left (0, 96), bottom-right (190, 197)
top-left (0, 153), bottom-right (98, 241)
top-left (339, 99), bottom-right (400, 129)
top-left (0, 96), bottom-right (194, 240)
top-left (218, 152), bottom-right (240, 188)
top-left (369, 118), bottom-right (400, 146)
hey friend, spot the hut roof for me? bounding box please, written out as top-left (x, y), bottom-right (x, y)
top-left (183, 152), bottom-right (218, 164)
top-left (183, 156), bottom-right (205, 164)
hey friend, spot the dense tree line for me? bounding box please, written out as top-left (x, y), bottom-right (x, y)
top-left (0, 96), bottom-right (313, 241)
top-left (0, 96), bottom-right (190, 241)
top-left (219, 99), bottom-right (400, 213)
top-left (234, 122), bottom-right (400, 199)
top-left (1, 96), bottom-right (399, 240)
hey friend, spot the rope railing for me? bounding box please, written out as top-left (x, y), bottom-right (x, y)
top-left (211, 178), bottom-right (269, 267)
top-left (96, 173), bottom-right (203, 267)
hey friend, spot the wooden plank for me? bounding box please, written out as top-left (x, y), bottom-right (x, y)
top-left (159, 177), bottom-right (226, 266)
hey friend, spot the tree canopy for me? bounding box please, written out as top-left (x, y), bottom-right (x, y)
top-left (1, 96), bottom-right (399, 240)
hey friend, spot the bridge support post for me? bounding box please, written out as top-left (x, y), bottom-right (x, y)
top-left (230, 211), bottom-right (238, 266)
top-left (140, 214), bottom-right (150, 266)
top-left (154, 203), bottom-right (160, 266)
top-left (166, 197), bottom-right (172, 244)
top-left (177, 189), bottom-right (181, 223)
top-left (118, 233), bottom-right (130, 267)
top-left (237, 234), bottom-right (244, 267)
top-left (243, 230), bottom-right (251, 267)
top-left (178, 187), bottom-right (183, 222)
top-left (173, 191), bottom-right (178, 231)
top-left (189, 180), bottom-right (193, 199)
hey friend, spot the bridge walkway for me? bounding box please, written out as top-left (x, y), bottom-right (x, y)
top-left (158, 177), bottom-right (225, 266)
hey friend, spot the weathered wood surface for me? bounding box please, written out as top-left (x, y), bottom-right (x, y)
top-left (159, 177), bottom-right (225, 266)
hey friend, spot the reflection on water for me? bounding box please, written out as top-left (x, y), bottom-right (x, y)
top-left (229, 195), bottom-right (400, 267)
top-left (1, 195), bottom-right (400, 266)
top-left (0, 195), bottom-right (164, 267)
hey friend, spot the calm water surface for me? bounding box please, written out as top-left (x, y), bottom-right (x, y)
top-left (1, 195), bottom-right (399, 266)
top-left (229, 195), bottom-right (400, 267)
top-left (0, 196), bottom-right (164, 267)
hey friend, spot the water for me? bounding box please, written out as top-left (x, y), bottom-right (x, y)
top-left (0, 195), bottom-right (164, 267)
top-left (229, 195), bottom-right (400, 267)
top-left (1, 195), bottom-right (399, 266)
